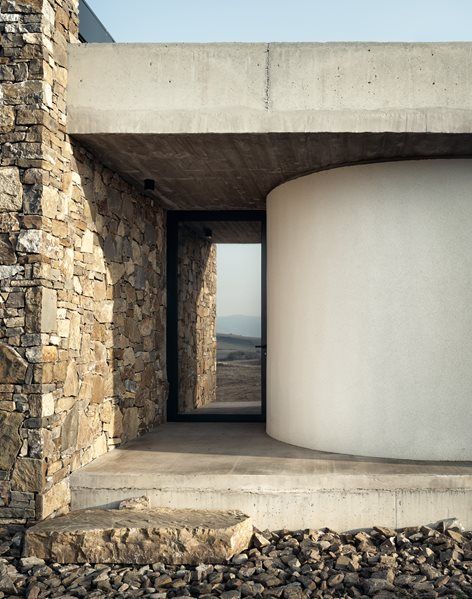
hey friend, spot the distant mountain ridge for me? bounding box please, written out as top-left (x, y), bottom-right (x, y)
top-left (217, 314), bottom-right (261, 338)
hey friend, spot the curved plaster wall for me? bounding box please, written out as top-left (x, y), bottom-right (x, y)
top-left (267, 159), bottom-right (472, 461)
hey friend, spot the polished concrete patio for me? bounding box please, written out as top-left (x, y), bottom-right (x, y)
top-left (70, 423), bottom-right (472, 531)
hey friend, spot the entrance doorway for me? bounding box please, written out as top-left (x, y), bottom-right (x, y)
top-left (167, 211), bottom-right (266, 422)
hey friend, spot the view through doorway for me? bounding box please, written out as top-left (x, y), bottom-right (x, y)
top-left (206, 243), bottom-right (261, 415)
top-left (167, 211), bottom-right (266, 421)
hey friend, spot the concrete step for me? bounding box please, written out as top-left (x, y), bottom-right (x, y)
top-left (70, 423), bottom-right (472, 531)
top-left (24, 506), bottom-right (253, 565)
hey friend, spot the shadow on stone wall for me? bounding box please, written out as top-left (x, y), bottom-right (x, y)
top-left (177, 224), bottom-right (217, 413)
top-left (53, 143), bottom-right (168, 493)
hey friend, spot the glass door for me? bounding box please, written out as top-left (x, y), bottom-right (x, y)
top-left (167, 211), bottom-right (266, 422)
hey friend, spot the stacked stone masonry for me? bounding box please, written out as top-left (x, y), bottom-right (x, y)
top-left (0, 0), bottom-right (167, 523)
top-left (177, 224), bottom-right (217, 412)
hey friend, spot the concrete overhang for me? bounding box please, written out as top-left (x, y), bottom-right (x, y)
top-left (181, 221), bottom-right (262, 244)
top-left (68, 42), bottom-right (472, 209)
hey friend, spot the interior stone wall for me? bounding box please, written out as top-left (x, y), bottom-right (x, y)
top-left (177, 225), bottom-right (217, 412)
top-left (0, 0), bottom-right (167, 523)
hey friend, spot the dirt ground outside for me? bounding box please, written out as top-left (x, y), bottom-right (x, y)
top-left (216, 360), bottom-right (261, 403)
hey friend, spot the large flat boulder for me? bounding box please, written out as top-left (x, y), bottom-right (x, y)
top-left (24, 507), bottom-right (253, 565)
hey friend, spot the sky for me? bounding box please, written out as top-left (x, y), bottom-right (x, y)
top-left (217, 245), bottom-right (261, 318)
top-left (87, 0), bottom-right (472, 44)
top-left (86, 0), bottom-right (471, 318)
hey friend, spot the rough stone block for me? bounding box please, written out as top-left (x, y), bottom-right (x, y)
top-left (122, 407), bottom-right (139, 442)
top-left (40, 287), bottom-right (57, 333)
top-left (0, 411), bottom-right (23, 471)
top-left (11, 458), bottom-right (45, 493)
top-left (0, 234), bottom-right (16, 265)
top-left (25, 345), bottom-right (57, 363)
top-left (41, 393), bottom-right (55, 417)
top-left (0, 264), bottom-right (23, 280)
top-left (0, 213), bottom-right (20, 233)
top-left (16, 230), bottom-right (57, 258)
top-left (0, 167), bottom-right (22, 212)
top-left (68, 312), bottom-right (81, 350)
top-left (80, 229), bottom-right (94, 253)
top-left (16, 229), bottom-right (41, 253)
top-left (39, 479), bottom-right (71, 520)
top-left (0, 343), bottom-right (27, 384)
top-left (0, 106), bottom-right (15, 133)
top-left (61, 405), bottom-right (79, 451)
top-left (63, 361), bottom-right (79, 397)
top-left (41, 186), bottom-right (59, 218)
top-left (24, 507), bottom-right (253, 565)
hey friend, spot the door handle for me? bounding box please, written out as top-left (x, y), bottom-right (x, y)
top-left (255, 344), bottom-right (267, 349)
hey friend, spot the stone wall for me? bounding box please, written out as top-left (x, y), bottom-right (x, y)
top-left (177, 225), bottom-right (216, 412)
top-left (0, 0), bottom-right (167, 523)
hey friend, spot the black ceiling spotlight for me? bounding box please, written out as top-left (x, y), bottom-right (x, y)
top-left (204, 227), bottom-right (213, 239)
top-left (144, 178), bottom-right (155, 191)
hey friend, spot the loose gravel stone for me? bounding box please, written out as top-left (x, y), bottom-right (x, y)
top-left (0, 522), bottom-right (471, 597)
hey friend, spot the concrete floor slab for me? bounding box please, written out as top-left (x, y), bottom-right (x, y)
top-left (70, 423), bottom-right (472, 530)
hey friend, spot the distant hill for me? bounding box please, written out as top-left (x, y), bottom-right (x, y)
top-left (217, 333), bottom-right (260, 361)
top-left (217, 314), bottom-right (261, 338)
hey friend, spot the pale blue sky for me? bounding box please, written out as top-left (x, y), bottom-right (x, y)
top-left (217, 245), bottom-right (261, 318)
top-left (88, 0), bottom-right (471, 43)
top-left (86, 0), bottom-right (470, 318)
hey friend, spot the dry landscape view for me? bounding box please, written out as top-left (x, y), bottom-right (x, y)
top-left (216, 333), bottom-right (262, 406)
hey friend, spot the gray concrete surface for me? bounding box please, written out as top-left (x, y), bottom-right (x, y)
top-left (67, 43), bottom-right (472, 209)
top-left (70, 423), bottom-right (472, 531)
top-left (68, 43), bottom-right (472, 135)
top-left (66, 132), bottom-right (472, 210)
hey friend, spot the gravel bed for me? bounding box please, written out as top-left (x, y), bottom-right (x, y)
top-left (0, 522), bottom-right (471, 598)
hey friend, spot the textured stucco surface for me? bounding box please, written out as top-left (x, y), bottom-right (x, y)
top-left (267, 159), bottom-right (472, 461)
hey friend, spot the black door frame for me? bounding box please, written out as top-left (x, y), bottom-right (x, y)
top-left (167, 210), bottom-right (266, 422)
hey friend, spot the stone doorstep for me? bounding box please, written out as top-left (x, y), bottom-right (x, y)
top-left (23, 507), bottom-right (253, 565)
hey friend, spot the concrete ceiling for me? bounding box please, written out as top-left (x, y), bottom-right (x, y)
top-left (182, 221), bottom-right (261, 244)
top-left (74, 132), bottom-right (472, 210)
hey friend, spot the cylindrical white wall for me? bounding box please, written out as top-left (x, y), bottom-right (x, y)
top-left (267, 159), bottom-right (472, 461)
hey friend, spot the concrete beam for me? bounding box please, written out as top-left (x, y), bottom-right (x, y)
top-left (67, 43), bottom-right (472, 209)
top-left (69, 42), bottom-right (472, 135)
